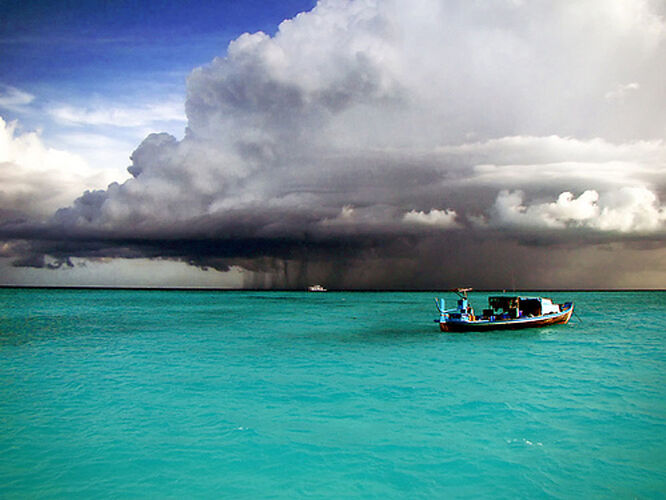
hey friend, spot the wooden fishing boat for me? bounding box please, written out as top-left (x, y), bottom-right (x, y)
top-left (435, 288), bottom-right (574, 332)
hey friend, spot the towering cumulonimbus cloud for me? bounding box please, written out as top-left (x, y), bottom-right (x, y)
top-left (1, 0), bottom-right (665, 288)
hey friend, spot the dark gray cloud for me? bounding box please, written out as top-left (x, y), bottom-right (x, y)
top-left (1, 0), bottom-right (665, 288)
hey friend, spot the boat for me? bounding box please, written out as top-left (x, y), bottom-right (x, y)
top-left (435, 288), bottom-right (573, 332)
top-left (307, 284), bottom-right (327, 292)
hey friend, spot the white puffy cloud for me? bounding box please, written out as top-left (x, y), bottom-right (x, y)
top-left (0, 116), bottom-right (117, 218)
top-left (403, 209), bottom-right (460, 228)
top-left (491, 188), bottom-right (666, 233)
top-left (596, 187), bottom-right (666, 232)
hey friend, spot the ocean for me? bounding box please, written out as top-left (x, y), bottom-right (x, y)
top-left (1, 289), bottom-right (664, 498)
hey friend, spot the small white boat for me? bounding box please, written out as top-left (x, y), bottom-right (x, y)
top-left (307, 284), bottom-right (327, 292)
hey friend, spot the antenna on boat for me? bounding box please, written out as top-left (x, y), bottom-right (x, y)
top-left (452, 287), bottom-right (472, 299)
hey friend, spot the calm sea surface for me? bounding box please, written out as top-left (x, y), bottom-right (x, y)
top-left (1, 289), bottom-right (664, 498)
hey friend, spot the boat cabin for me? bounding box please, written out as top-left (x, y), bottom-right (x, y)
top-left (485, 296), bottom-right (560, 320)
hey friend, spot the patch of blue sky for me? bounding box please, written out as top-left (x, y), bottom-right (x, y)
top-left (0, 0), bottom-right (316, 172)
top-left (1, 0), bottom-right (317, 87)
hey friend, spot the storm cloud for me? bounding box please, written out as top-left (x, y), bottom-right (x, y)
top-left (1, 0), bottom-right (665, 288)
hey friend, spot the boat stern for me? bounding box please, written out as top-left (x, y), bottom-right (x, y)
top-left (560, 302), bottom-right (574, 324)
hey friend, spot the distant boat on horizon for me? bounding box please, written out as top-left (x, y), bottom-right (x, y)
top-left (435, 288), bottom-right (574, 332)
top-left (307, 284), bottom-right (327, 292)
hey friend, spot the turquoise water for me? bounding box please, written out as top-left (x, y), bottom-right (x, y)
top-left (1, 289), bottom-right (665, 498)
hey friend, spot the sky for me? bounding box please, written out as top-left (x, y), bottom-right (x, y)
top-left (1, 0), bottom-right (665, 289)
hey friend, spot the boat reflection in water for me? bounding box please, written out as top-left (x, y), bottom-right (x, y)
top-left (435, 288), bottom-right (574, 332)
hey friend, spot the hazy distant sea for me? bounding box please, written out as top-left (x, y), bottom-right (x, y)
top-left (1, 289), bottom-right (664, 498)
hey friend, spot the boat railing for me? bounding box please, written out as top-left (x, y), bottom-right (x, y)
top-left (434, 298), bottom-right (461, 314)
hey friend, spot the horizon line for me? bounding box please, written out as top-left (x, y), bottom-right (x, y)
top-left (1, 285), bottom-right (664, 292)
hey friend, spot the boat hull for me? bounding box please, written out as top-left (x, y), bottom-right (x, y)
top-left (439, 304), bottom-right (574, 332)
